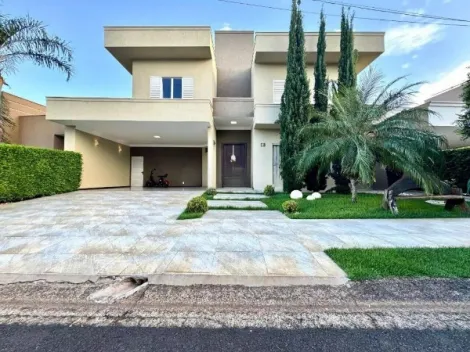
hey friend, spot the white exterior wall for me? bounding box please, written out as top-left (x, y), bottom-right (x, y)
top-left (428, 102), bottom-right (464, 126)
top-left (252, 129), bottom-right (280, 191)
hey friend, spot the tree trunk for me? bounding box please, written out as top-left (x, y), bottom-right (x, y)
top-left (350, 178), bottom-right (357, 203)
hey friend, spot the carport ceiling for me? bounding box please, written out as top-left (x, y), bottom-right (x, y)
top-left (66, 121), bottom-right (208, 146)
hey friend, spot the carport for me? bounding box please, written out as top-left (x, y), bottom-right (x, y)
top-left (131, 147), bottom-right (205, 187)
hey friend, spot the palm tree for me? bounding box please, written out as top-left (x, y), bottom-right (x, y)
top-left (0, 14), bottom-right (73, 142)
top-left (298, 68), bottom-right (446, 202)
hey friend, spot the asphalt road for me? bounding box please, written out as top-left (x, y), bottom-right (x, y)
top-left (0, 325), bottom-right (469, 352)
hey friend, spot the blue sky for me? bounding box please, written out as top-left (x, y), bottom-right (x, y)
top-left (3, 0), bottom-right (470, 105)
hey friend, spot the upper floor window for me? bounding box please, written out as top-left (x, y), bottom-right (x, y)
top-left (150, 76), bottom-right (194, 99)
top-left (162, 77), bottom-right (182, 99)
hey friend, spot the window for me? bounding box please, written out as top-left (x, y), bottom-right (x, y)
top-left (273, 80), bottom-right (285, 104)
top-left (149, 76), bottom-right (193, 99)
top-left (162, 77), bottom-right (182, 99)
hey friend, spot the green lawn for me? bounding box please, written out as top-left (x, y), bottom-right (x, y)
top-left (262, 193), bottom-right (470, 219)
top-left (177, 192), bottom-right (469, 220)
top-left (177, 211), bottom-right (204, 220)
top-left (326, 248), bottom-right (470, 280)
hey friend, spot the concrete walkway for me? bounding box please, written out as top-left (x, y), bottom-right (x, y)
top-left (1, 189), bottom-right (470, 286)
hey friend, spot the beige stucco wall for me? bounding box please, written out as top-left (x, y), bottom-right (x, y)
top-left (215, 31), bottom-right (254, 98)
top-left (18, 115), bottom-right (64, 149)
top-left (251, 129), bottom-right (280, 191)
top-left (435, 126), bottom-right (470, 149)
top-left (252, 64), bottom-right (338, 105)
top-left (202, 147), bottom-right (208, 187)
top-left (3, 92), bottom-right (46, 144)
top-left (73, 130), bottom-right (130, 189)
top-left (132, 60), bottom-right (216, 100)
top-left (207, 124), bottom-right (217, 188)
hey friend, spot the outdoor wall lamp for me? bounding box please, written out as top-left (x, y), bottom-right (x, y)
top-left (94, 138), bottom-right (99, 147)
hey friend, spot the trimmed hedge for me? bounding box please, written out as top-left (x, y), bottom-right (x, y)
top-left (442, 147), bottom-right (470, 193)
top-left (0, 144), bottom-right (82, 203)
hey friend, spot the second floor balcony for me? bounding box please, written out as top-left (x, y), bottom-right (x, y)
top-left (46, 97), bottom-right (213, 124)
top-left (254, 104), bottom-right (280, 129)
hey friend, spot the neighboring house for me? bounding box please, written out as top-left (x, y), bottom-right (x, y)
top-left (46, 26), bottom-right (384, 190)
top-left (373, 83), bottom-right (470, 189)
top-left (423, 83), bottom-right (468, 149)
top-left (3, 92), bottom-right (64, 150)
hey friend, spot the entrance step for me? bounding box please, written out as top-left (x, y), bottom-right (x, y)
top-left (216, 188), bottom-right (260, 194)
top-left (213, 194), bottom-right (267, 200)
top-left (207, 200), bottom-right (268, 209)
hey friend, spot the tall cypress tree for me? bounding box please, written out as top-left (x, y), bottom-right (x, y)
top-left (314, 9), bottom-right (328, 112)
top-left (306, 9), bottom-right (328, 192)
top-left (331, 7), bottom-right (356, 193)
top-left (279, 0), bottom-right (311, 192)
top-left (338, 8), bottom-right (355, 90)
top-left (458, 69), bottom-right (470, 140)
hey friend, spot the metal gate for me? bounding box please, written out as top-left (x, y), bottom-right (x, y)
top-left (272, 145), bottom-right (282, 190)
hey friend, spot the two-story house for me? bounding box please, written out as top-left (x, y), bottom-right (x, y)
top-left (46, 26), bottom-right (384, 191)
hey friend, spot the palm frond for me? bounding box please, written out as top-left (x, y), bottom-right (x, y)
top-left (0, 15), bottom-right (73, 80)
top-left (298, 68), bottom-right (445, 194)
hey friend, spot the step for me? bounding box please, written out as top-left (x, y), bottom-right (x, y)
top-left (213, 194), bottom-right (267, 200)
top-left (207, 200), bottom-right (268, 209)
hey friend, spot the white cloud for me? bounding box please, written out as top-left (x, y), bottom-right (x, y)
top-left (402, 63), bottom-right (410, 69)
top-left (385, 23), bottom-right (444, 56)
top-left (413, 60), bottom-right (470, 104)
top-left (412, 54), bottom-right (419, 59)
top-left (220, 23), bottom-right (232, 31)
top-left (443, 0), bottom-right (452, 4)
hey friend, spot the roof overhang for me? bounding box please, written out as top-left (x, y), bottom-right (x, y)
top-left (254, 32), bottom-right (385, 71)
top-left (104, 26), bottom-right (214, 73)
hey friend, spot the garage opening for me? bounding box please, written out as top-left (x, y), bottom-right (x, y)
top-left (130, 147), bottom-right (204, 187)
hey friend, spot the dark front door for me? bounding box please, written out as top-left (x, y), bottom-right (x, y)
top-left (222, 144), bottom-right (248, 187)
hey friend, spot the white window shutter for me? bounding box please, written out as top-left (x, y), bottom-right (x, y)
top-left (273, 80), bottom-right (285, 104)
top-left (182, 77), bottom-right (194, 99)
top-left (150, 76), bottom-right (162, 99)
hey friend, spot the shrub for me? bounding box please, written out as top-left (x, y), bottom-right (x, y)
top-left (441, 147), bottom-right (470, 193)
top-left (205, 188), bottom-right (217, 196)
top-left (0, 144), bottom-right (82, 203)
top-left (282, 200), bottom-right (298, 213)
top-left (263, 185), bottom-right (275, 196)
top-left (187, 196), bottom-right (208, 213)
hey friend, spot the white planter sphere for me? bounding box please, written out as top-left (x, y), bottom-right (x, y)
top-left (312, 192), bottom-right (322, 199)
top-left (290, 190), bottom-right (303, 200)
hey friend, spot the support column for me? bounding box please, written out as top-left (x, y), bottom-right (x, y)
top-left (207, 124), bottom-right (217, 189)
top-left (63, 126), bottom-right (76, 151)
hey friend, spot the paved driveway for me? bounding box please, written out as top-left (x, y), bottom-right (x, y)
top-left (1, 189), bottom-right (470, 286)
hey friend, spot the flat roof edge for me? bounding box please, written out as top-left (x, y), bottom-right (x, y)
top-left (104, 26), bottom-right (212, 31)
top-left (256, 31), bottom-right (385, 36)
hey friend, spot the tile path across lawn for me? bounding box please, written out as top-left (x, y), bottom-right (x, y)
top-left (0, 189), bottom-right (469, 286)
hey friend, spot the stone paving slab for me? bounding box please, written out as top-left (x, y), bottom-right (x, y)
top-left (213, 194), bottom-right (268, 200)
top-left (1, 190), bottom-right (470, 286)
top-left (207, 200), bottom-right (268, 209)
